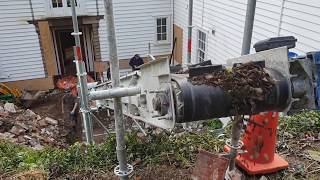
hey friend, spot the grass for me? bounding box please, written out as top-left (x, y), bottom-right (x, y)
top-left (1, 110), bottom-right (319, 179)
top-left (0, 129), bottom-right (225, 178)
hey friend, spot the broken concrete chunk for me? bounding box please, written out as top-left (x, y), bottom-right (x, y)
top-left (4, 103), bottom-right (16, 113)
top-left (0, 111), bottom-right (9, 117)
top-left (0, 106), bottom-right (4, 113)
top-left (0, 120), bottom-right (3, 126)
top-left (38, 119), bottom-right (48, 127)
top-left (24, 135), bottom-right (32, 140)
top-left (10, 126), bottom-right (26, 135)
top-left (45, 117), bottom-right (58, 125)
top-left (17, 135), bottom-right (26, 143)
top-left (0, 132), bottom-right (15, 139)
top-left (25, 109), bottom-right (37, 118)
top-left (16, 122), bottom-right (29, 130)
top-left (33, 144), bottom-right (44, 150)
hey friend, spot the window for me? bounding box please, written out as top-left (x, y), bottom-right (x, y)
top-left (197, 30), bottom-right (207, 62)
top-left (51, 0), bottom-right (77, 8)
top-left (156, 17), bottom-right (168, 42)
top-left (67, 0), bottom-right (77, 7)
top-left (52, 0), bottom-right (63, 8)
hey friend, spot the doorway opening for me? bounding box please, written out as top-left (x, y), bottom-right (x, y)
top-left (52, 26), bottom-right (94, 76)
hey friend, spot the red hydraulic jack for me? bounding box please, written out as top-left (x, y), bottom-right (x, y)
top-left (225, 112), bottom-right (289, 175)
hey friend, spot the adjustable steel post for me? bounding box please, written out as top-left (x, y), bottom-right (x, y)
top-left (187, 0), bottom-right (193, 64)
top-left (228, 0), bottom-right (257, 171)
top-left (103, 0), bottom-right (133, 179)
top-left (70, 0), bottom-right (94, 144)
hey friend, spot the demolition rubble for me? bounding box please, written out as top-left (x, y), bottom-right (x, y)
top-left (190, 62), bottom-right (275, 113)
top-left (0, 102), bottom-right (70, 149)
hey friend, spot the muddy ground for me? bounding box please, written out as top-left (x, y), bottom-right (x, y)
top-left (1, 89), bottom-right (319, 179)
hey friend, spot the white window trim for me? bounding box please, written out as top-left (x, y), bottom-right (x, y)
top-left (197, 29), bottom-right (208, 63)
top-left (154, 16), bottom-right (171, 45)
top-left (46, 0), bottom-right (85, 17)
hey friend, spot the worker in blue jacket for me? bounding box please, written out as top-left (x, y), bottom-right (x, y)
top-left (129, 54), bottom-right (144, 71)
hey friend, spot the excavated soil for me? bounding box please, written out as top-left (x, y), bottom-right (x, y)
top-left (190, 62), bottom-right (275, 114)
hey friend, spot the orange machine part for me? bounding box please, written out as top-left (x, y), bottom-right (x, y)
top-left (225, 112), bottom-right (288, 175)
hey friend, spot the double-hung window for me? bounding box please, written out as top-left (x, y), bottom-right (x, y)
top-left (49, 0), bottom-right (82, 16)
top-left (197, 30), bottom-right (207, 62)
top-left (156, 17), bottom-right (168, 43)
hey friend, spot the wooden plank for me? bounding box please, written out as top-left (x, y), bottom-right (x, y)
top-left (173, 24), bottom-right (183, 64)
top-left (38, 20), bottom-right (58, 76)
top-left (3, 77), bottom-right (54, 91)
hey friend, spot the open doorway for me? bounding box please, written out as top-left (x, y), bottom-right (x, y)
top-left (53, 26), bottom-right (94, 76)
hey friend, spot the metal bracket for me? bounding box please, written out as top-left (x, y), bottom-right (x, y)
top-left (225, 139), bottom-right (244, 150)
top-left (71, 32), bottom-right (82, 36)
top-left (114, 164), bottom-right (133, 177)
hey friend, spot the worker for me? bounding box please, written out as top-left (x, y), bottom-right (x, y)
top-left (106, 62), bottom-right (111, 80)
top-left (129, 54), bottom-right (144, 71)
top-left (61, 90), bottom-right (82, 143)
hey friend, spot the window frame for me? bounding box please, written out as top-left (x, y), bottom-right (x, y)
top-left (47, 0), bottom-right (84, 16)
top-left (155, 16), bottom-right (170, 44)
top-left (197, 30), bottom-right (207, 62)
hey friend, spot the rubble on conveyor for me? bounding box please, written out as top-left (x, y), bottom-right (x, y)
top-left (190, 62), bottom-right (275, 113)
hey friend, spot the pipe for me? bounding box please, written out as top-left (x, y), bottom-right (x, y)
top-left (89, 87), bottom-right (141, 100)
top-left (229, 0), bottom-right (257, 171)
top-left (187, 0), bottom-right (193, 63)
top-left (103, 0), bottom-right (131, 179)
top-left (70, 0), bottom-right (94, 144)
top-left (241, 0), bottom-right (257, 55)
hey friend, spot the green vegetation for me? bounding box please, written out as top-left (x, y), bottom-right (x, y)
top-left (279, 110), bottom-right (320, 135)
top-left (0, 130), bottom-right (225, 178)
top-left (206, 119), bottom-right (224, 129)
top-left (1, 110), bottom-right (319, 178)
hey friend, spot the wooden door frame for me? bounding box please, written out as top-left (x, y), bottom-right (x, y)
top-left (51, 26), bottom-right (94, 75)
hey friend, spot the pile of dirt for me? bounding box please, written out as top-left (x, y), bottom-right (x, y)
top-left (0, 102), bottom-right (71, 149)
top-left (190, 62), bottom-right (274, 113)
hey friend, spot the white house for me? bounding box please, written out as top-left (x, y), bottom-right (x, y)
top-left (1, 0), bottom-right (319, 91)
top-left (0, 0), bottom-right (173, 90)
top-left (172, 0), bottom-right (320, 65)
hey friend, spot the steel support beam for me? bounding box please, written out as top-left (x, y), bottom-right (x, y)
top-left (103, 0), bottom-right (132, 179)
top-left (89, 87), bottom-right (141, 100)
top-left (71, 0), bottom-right (94, 144)
top-left (241, 0), bottom-right (257, 55)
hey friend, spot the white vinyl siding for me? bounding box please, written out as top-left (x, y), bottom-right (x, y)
top-left (97, 0), bottom-right (172, 61)
top-left (0, 0), bottom-right (171, 83)
top-left (174, 0), bottom-right (320, 65)
top-left (0, 0), bottom-right (45, 82)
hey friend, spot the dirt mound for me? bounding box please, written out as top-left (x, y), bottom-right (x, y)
top-left (190, 62), bottom-right (274, 113)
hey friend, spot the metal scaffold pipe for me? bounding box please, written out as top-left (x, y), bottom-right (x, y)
top-left (70, 0), bottom-right (94, 144)
top-left (103, 0), bottom-right (132, 179)
top-left (228, 0), bottom-right (257, 172)
top-left (241, 0), bottom-right (257, 55)
top-left (187, 0), bottom-right (193, 64)
top-left (89, 87), bottom-right (141, 100)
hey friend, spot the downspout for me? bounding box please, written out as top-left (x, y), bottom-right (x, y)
top-left (96, 0), bottom-right (100, 18)
top-left (187, 0), bottom-right (193, 64)
top-left (28, 0), bottom-right (35, 23)
top-left (172, 0), bottom-right (175, 65)
top-left (277, 0), bottom-right (286, 36)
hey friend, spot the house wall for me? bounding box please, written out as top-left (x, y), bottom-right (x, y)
top-left (174, 0), bottom-right (320, 65)
top-left (93, 0), bottom-right (173, 63)
top-left (0, 0), bottom-right (46, 83)
top-left (0, 0), bottom-right (172, 89)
